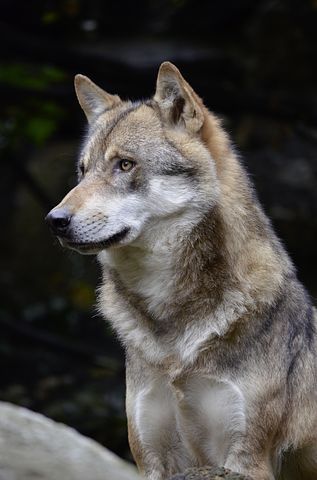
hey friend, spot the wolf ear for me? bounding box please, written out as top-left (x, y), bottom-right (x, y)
top-left (154, 62), bottom-right (204, 134)
top-left (74, 74), bottom-right (121, 123)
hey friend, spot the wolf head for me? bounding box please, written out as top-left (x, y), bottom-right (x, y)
top-left (46, 62), bottom-right (226, 254)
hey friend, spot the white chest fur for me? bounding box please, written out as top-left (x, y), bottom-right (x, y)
top-left (99, 243), bottom-right (179, 318)
top-left (134, 372), bottom-right (246, 467)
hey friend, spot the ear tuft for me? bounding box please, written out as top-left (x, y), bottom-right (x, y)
top-left (74, 74), bottom-right (121, 123)
top-left (154, 62), bottom-right (204, 133)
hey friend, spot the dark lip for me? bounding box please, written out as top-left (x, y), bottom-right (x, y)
top-left (64, 227), bottom-right (130, 251)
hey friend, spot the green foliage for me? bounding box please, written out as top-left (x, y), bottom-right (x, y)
top-left (1, 101), bottom-right (64, 147)
top-left (0, 63), bottom-right (65, 90)
top-left (0, 63), bottom-right (66, 147)
top-left (24, 102), bottom-right (64, 146)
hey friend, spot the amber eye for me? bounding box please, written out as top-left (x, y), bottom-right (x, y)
top-left (119, 159), bottom-right (135, 172)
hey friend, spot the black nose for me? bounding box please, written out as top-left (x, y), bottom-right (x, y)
top-left (45, 208), bottom-right (72, 236)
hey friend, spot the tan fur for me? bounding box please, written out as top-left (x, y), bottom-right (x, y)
top-left (48, 63), bottom-right (317, 480)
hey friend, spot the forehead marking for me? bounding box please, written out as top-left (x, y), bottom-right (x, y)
top-left (101, 102), bottom-right (142, 141)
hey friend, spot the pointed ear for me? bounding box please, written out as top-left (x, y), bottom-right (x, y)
top-left (154, 62), bottom-right (205, 134)
top-left (74, 74), bottom-right (121, 123)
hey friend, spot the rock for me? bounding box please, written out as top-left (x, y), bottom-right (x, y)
top-left (170, 466), bottom-right (252, 480)
top-left (0, 401), bottom-right (140, 480)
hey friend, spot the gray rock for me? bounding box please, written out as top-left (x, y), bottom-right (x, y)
top-left (0, 401), bottom-right (140, 480)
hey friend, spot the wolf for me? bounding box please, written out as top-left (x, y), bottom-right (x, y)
top-left (46, 62), bottom-right (317, 480)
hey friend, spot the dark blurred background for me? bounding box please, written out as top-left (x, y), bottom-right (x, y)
top-left (1, 0), bottom-right (316, 462)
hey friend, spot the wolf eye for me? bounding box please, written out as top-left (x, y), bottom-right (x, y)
top-left (79, 164), bottom-right (85, 176)
top-left (119, 159), bottom-right (135, 172)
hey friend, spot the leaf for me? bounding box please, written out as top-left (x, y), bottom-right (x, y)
top-left (0, 63), bottom-right (66, 90)
top-left (25, 117), bottom-right (57, 145)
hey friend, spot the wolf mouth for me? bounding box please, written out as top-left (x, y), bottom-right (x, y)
top-left (65, 227), bottom-right (130, 251)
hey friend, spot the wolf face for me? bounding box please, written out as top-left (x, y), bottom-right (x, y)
top-left (46, 63), bottom-right (220, 254)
